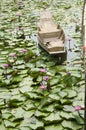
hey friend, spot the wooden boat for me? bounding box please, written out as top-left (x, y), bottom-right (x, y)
top-left (37, 10), bottom-right (66, 55)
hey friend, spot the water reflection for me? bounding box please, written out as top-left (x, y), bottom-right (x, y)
top-left (66, 35), bottom-right (77, 61)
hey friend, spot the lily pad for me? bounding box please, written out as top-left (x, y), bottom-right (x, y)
top-left (45, 124), bottom-right (63, 130)
top-left (44, 112), bottom-right (62, 123)
top-left (62, 120), bottom-right (82, 129)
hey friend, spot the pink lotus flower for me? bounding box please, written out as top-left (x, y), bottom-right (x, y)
top-left (8, 29), bottom-right (12, 32)
top-left (17, 12), bottom-right (22, 17)
top-left (74, 106), bottom-right (84, 111)
top-left (3, 64), bottom-right (9, 69)
top-left (15, 27), bottom-right (19, 30)
top-left (21, 49), bottom-right (28, 53)
top-left (43, 76), bottom-right (50, 81)
top-left (66, 71), bottom-right (71, 75)
top-left (40, 85), bottom-right (47, 90)
top-left (18, 0), bottom-right (22, 4)
top-left (82, 46), bottom-right (86, 51)
top-left (40, 68), bottom-right (46, 73)
top-left (9, 53), bottom-right (16, 58)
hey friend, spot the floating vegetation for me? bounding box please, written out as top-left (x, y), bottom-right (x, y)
top-left (0, 0), bottom-right (84, 129)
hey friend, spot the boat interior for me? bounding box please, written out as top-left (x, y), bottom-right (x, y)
top-left (37, 10), bottom-right (65, 53)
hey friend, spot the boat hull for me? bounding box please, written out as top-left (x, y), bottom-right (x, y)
top-left (38, 36), bottom-right (66, 55)
top-left (37, 10), bottom-right (66, 55)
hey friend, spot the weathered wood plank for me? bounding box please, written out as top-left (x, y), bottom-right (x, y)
top-left (37, 10), bottom-right (66, 55)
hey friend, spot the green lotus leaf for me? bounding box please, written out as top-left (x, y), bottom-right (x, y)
top-left (73, 111), bottom-right (84, 125)
top-left (36, 61), bottom-right (46, 68)
top-left (38, 96), bottom-right (55, 111)
top-left (7, 95), bottom-right (25, 107)
top-left (8, 95), bottom-right (25, 102)
top-left (49, 94), bottom-right (60, 101)
top-left (1, 51), bottom-right (9, 55)
top-left (21, 113), bottom-right (44, 129)
top-left (66, 89), bottom-right (77, 98)
top-left (0, 79), bottom-right (7, 87)
top-left (23, 101), bottom-right (35, 111)
top-left (63, 105), bottom-right (74, 112)
top-left (60, 111), bottom-right (74, 119)
top-left (2, 111), bottom-right (13, 120)
top-left (15, 64), bottom-right (25, 69)
top-left (24, 110), bottom-right (35, 120)
top-left (0, 123), bottom-right (7, 130)
top-left (73, 101), bottom-right (84, 107)
top-left (45, 124), bottom-right (63, 130)
top-left (46, 62), bottom-right (56, 67)
top-left (49, 77), bottom-right (60, 86)
top-left (45, 104), bottom-right (55, 112)
top-left (24, 92), bottom-right (41, 99)
top-left (36, 75), bottom-right (42, 82)
top-left (11, 107), bottom-right (25, 120)
top-left (10, 76), bottom-right (23, 84)
top-left (19, 85), bottom-right (33, 93)
top-left (15, 60), bottom-right (24, 65)
top-left (0, 99), bottom-right (6, 108)
top-left (44, 112), bottom-right (62, 123)
top-left (4, 120), bottom-right (16, 128)
top-left (19, 77), bottom-right (33, 92)
top-left (54, 104), bottom-right (63, 110)
top-left (0, 91), bottom-right (11, 99)
top-left (29, 119), bottom-right (44, 130)
top-left (18, 126), bottom-right (31, 130)
top-left (6, 128), bottom-right (19, 130)
top-left (0, 57), bottom-right (6, 63)
top-left (30, 68), bottom-right (39, 73)
top-left (76, 92), bottom-right (84, 101)
top-left (62, 120), bottom-right (82, 129)
top-left (51, 86), bottom-right (62, 93)
top-left (35, 110), bottom-right (49, 117)
top-left (25, 63), bottom-right (35, 68)
top-left (58, 91), bottom-right (68, 98)
top-left (60, 99), bottom-right (72, 104)
top-left (48, 69), bottom-right (56, 76)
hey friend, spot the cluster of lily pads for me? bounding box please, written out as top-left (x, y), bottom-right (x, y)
top-left (0, 0), bottom-right (84, 130)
